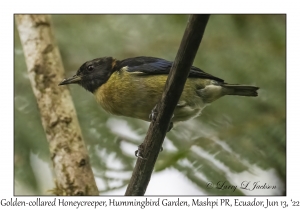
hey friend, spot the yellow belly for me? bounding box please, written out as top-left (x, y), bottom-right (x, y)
top-left (94, 68), bottom-right (211, 122)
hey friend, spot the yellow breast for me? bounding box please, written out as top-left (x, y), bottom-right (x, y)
top-left (94, 68), bottom-right (210, 122)
top-left (94, 68), bottom-right (164, 120)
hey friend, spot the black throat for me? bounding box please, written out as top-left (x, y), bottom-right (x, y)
top-left (79, 59), bottom-right (120, 93)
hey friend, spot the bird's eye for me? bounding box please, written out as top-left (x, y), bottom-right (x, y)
top-left (87, 65), bottom-right (94, 72)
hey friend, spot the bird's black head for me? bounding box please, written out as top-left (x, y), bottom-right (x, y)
top-left (59, 57), bottom-right (118, 93)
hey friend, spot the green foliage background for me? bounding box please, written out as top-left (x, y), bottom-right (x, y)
top-left (14, 15), bottom-right (286, 195)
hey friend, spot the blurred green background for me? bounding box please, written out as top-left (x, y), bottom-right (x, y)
top-left (14, 15), bottom-right (286, 195)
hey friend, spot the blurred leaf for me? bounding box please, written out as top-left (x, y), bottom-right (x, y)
top-left (155, 150), bottom-right (189, 172)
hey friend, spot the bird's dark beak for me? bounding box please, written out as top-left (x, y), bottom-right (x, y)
top-left (59, 74), bottom-right (82, 86)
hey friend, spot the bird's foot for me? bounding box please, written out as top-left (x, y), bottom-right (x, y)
top-left (149, 104), bottom-right (158, 121)
top-left (149, 105), bottom-right (174, 132)
top-left (135, 144), bottom-right (164, 159)
top-left (135, 143), bottom-right (147, 160)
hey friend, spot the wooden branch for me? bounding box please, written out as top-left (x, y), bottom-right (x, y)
top-left (15, 15), bottom-right (99, 195)
top-left (125, 14), bottom-right (210, 196)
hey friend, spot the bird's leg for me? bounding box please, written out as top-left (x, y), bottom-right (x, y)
top-left (135, 143), bottom-right (147, 160)
top-left (135, 142), bottom-right (164, 158)
top-left (146, 104), bottom-right (174, 153)
top-left (149, 105), bottom-right (174, 131)
top-left (149, 104), bottom-right (158, 121)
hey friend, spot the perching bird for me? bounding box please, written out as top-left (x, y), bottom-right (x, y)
top-left (59, 56), bottom-right (259, 123)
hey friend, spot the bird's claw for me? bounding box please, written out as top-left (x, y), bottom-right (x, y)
top-left (149, 105), bottom-right (173, 132)
top-left (149, 105), bottom-right (158, 121)
top-left (135, 144), bottom-right (147, 160)
top-left (135, 144), bottom-right (164, 159)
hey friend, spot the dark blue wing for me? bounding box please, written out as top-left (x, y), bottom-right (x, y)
top-left (118, 56), bottom-right (224, 82)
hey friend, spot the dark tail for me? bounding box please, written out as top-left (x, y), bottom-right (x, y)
top-left (222, 84), bottom-right (259, 97)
